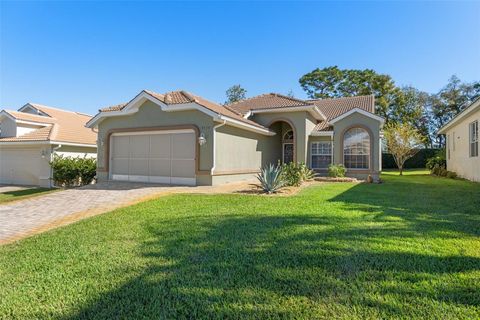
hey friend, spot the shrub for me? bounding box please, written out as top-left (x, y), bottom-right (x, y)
top-left (328, 164), bottom-right (347, 178)
top-left (383, 148), bottom-right (439, 169)
top-left (50, 155), bottom-right (97, 187)
top-left (280, 162), bottom-right (314, 187)
top-left (446, 171), bottom-right (457, 179)
top-left (257, 164), bottom-right (285, 194)
top-left (426, 149), bottom-right (446, 171)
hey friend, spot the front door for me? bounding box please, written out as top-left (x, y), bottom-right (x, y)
top-left (283, 143), bottom-right (294, 164)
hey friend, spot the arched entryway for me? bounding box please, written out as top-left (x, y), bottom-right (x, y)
top-left (268, 119), bottom-right (296, 164)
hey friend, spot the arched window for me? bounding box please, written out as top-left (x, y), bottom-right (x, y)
top-left (343, 127), bottom-right (370, 169)
top-left (283, 130), bottom-right (294, 141)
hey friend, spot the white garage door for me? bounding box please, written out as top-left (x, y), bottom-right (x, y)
top-left (0, 147), bottom-right (48, 186)
top-left (110, 129), bottom-right (196, 186)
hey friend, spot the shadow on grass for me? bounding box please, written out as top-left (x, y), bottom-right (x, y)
top-left (61, 176), bottom-right (480, 319)
top-left (0, 187), bottom-right (54, 203)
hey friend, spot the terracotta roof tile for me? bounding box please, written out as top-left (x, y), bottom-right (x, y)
top-left (0, 104), bottom-right (96, 145)
top-left (313, 122), bottom-right (333, 132)
top-left (228, 93), bottom-right (311, 114)
top-left (98, 90), bottom-right (268, 130)
top-left (309, 95), bottom-right (375, 121)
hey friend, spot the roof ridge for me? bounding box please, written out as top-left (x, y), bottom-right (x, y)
top-left (269, 92), bottom-right (310, 104)
top-left (307, 94), bottom-right (374, 102)
top-left (28, 103), bottom-right (79, 115)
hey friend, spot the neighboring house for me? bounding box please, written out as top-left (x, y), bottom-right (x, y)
top-left (438, 98), bottom-right (479, 182)
top-left (0, 103), bottom-right (97, 187)
top-left (87, 90), bottom-right (384, 186)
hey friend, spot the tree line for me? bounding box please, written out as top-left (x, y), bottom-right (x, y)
top-left (225, 66), bottom-right (480, 147)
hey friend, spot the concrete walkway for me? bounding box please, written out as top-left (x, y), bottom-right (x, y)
top-left (0, 181), bottom-right (257, 245)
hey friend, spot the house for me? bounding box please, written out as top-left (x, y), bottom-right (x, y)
top-left (438, 97), bottom-right (479, 182)
top-left (0, 103), bottom-right (97, 187)
top-left (86, 90), bottom-right (384, 186)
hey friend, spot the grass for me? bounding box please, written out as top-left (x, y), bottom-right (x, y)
top-left (0, 187), bottom-right (56, 204)
top-left (0, 170), bottom-right (479, 319)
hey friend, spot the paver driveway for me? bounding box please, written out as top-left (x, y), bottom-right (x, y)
top-left (0, 182), bottom-right (173, 244)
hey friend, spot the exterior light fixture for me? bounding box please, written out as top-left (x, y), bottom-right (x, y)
top-left (198, 133), bottom-right (207, 146)
top-left (41, 149), bottom-right (47, 158)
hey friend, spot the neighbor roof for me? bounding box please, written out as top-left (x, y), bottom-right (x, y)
top-left (438, 97), bottom-right (480, 134)
top-left (98, 90), bottom-right (267, 129)
top-left (0, 104), bottom-right (96, 145)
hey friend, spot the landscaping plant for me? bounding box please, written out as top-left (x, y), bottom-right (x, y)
top-left (257, 164), bottom-right (285, 194)
top-left (328, 164), bottom-right (347, 177)
top-left (383, 122), bottom-right (425, 175)
top-left (426, 149), bottom-right (447, 171)
top-left (280, 162), bottom-right (314, 187)
top-left (50, 155), bottom-right (97, 187)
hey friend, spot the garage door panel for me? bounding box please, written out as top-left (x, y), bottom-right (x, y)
top-left (172, 159), bottom-right (195, 178)
top-left (111, 158), bottom-right (129, 174)
top-left (150, 135), bottom-right (171, 157)
top-left (129, 135), bottom-right (149, 157)
top-left (110, 130), bottom-right (195, 186)
top-left (0, 148), bottom-right (43, 186)
top-left (112, 136), bottom-right (129, 158)
top-left (171, 133), bottom-right (195, 159)
top-left (149, 159), bottom-right (171, 176)
top-left (129, 159), bottom-right (149, 175)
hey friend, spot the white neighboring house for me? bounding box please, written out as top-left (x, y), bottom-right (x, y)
top-left (438, 97), bottom-right (479, 182)
top-left (0, 103), bottom-right (97, 187)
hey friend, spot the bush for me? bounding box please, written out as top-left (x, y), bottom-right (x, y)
top-left (328, 164), bottom-right (347, 178)
top-left (280, 162), bottom-right (314, 187)
top-left (383, 148), bottom-right (440, 169)
top-left (50, 155), bottom-right (97, 187)
top-left (446, 171), bottom-right (457, 179)
top-left (257, 164), bottom-right (285, 194)
top-left (426, 149), bottom-right (447, 171)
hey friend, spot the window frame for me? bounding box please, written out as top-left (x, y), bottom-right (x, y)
top-left (470, 120), bottom-right (479, 157)
top-left (343, 127), bottom-right (371, 170)
top-left (311, 141), bottom-right (332, 169)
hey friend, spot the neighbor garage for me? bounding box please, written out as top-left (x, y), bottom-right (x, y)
top-left (0, 146), bottom-right (51, 187)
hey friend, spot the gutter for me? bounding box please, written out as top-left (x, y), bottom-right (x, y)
top-left (211, 120), bottom-right (226, 174)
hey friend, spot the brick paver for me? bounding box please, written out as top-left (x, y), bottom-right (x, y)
top-left (0, 180), bottom-right (259, 245)
top-left (0, 182), bottom-right (175, 244)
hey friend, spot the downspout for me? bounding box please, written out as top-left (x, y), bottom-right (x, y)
top-left (210, 120), bottom-right (227, 175)
top-left (50, 144), bottom-right (62, 187)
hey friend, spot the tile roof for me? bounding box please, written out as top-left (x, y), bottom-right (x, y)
top-left (99, 90), bottom-right (267, 129)
top-left (313, 121), bottom-right (333, 132)
top-left (228, 93), bottom-right (311, 115)
top-left (0, 104), bottom-right (96, 145)
top-left (308, 95), bottom-right (375, 121)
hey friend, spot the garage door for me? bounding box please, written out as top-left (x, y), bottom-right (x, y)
top-left (110, 130), bottom-right (196, 186)
top-left (0, 147), bottom-right (47, 186)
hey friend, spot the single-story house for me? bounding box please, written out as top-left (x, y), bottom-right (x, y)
top-left (0, 103), bottom-right (97, 187)
top-left (438, 97), bottom-right (479, 182)
top-left (87, 90), bottom-right (384, 186)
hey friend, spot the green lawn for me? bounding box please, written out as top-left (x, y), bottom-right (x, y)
top-left (0, 187), bottom-right (56, 204)
top-left (1, 171), bottom-right (479, 319)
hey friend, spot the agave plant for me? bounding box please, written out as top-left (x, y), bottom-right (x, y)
top-left (257, 164), bottom-right (285, 194)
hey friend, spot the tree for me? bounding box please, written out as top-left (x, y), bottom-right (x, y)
top-left (383, 123), bottom-right (425, 175)
top-left (299, 66), bottom-right (400, 122)
top-left (225, 85), bottom-right (247, 104)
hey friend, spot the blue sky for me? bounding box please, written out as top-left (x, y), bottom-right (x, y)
top-left (1, 1), bottom-right (479, 115)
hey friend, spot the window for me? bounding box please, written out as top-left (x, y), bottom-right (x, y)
top-left (283, 130), bottom-right (294, 141)
top-left (470, 121), bottom-right (478, 157)
top-left (452, 131), bottom-right (456, 151)
top-left (343, 127), bottom-right (370, 169)
top-left (447, 134), bottom-right (451, 160)
top-left (311, 142), bottom-right (332, 169)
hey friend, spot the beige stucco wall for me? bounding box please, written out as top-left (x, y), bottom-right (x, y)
top-left (252, 111), bottom-right (314, 164)
top-left (96, 100), bottom-right (215, 182)
top-left (332, 112), bottom-right (382, 180)
top-left (54, 145), bottom-right (97, 158)
top-left (215, 125), bottom-right (277, 173)
top-left (445, 108), bottom-right (479, 182)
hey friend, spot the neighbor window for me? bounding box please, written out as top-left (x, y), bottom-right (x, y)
top-left (311, 142), bottom-right (332, 169)
top-left (470, 120), bottom-right (478, 157)
top-left (343, 127), bottom-right (370, 169)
